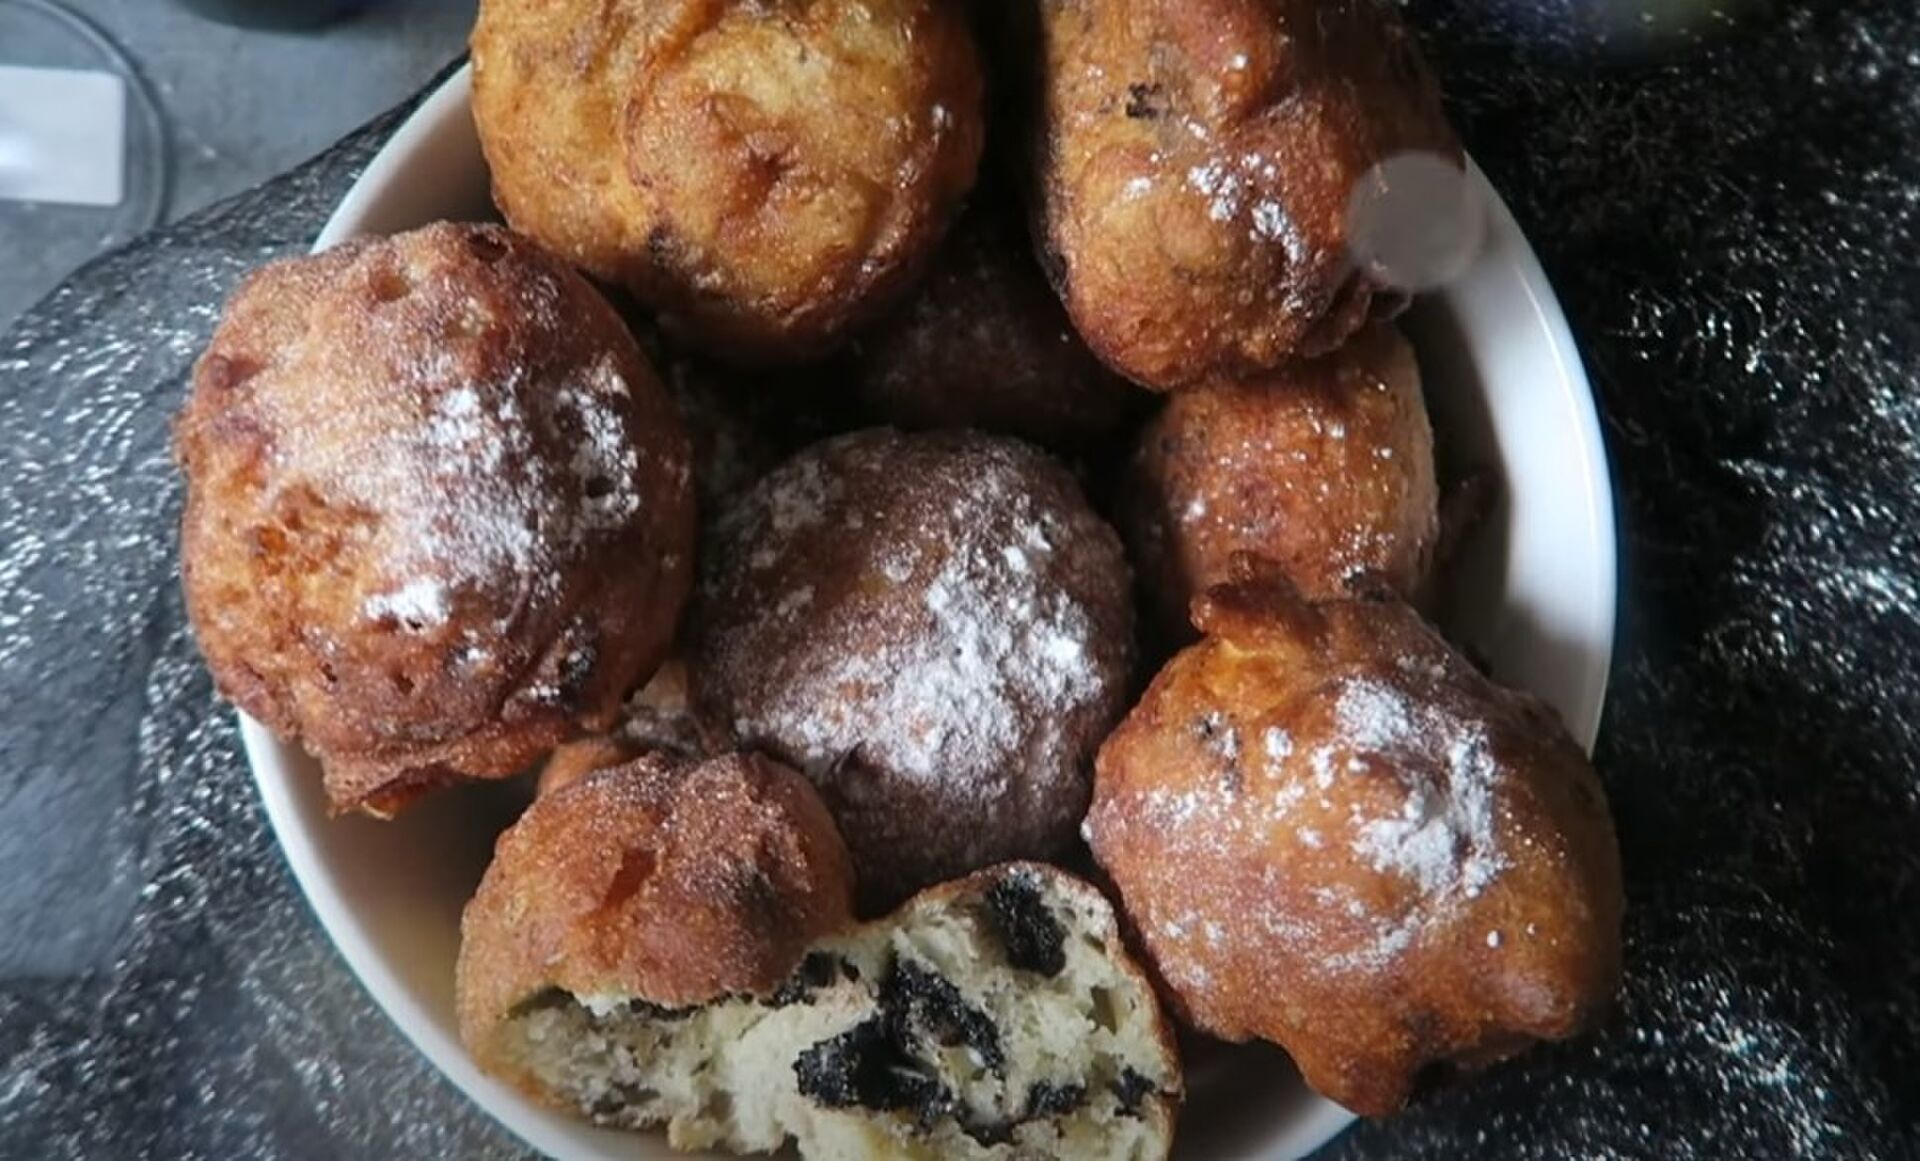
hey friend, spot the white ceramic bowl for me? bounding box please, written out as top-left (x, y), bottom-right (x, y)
top-left (242, 65), bottom-right (1616, 1161)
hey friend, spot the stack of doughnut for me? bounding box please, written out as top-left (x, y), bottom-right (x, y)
top-left (174, 0), bottom-right (1623, 1155)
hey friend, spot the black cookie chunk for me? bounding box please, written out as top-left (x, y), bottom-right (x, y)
top-left (982, 871), bottom-right (1067, 977)
top-left (1113, 1067), bottom-right (1156, 1117)
top-left (769, 951), bottom-right (843, 1007)
top-left (794, 1018), bottom-right (951, 1120)
top-left (795, 955), bottom-right (1006, 1127)
top-left (1026, 1080), bottom-right (1088, 1117)
top-left (885, 958), bottom-right (1005, 1073)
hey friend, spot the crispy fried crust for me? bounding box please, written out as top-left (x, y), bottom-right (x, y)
top-left (1121, 323), bottom-right (1438, 637)
top-left (174, 223), bottom-right (694, 816)
top-left (472, 0), bottom-right (986, 362)
top-left (1087, 569), bottom-right (1623, 1114)
top-left (457, 751), bottom-right (858, 1085)
top-left (1031, 0), bottom-right (1461, 388)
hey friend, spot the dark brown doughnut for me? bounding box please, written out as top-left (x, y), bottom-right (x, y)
top-left (688, 428), bottom-right (1135, 909)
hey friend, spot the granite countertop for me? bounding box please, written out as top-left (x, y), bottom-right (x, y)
top-left (2, 2), bottom-right (1917, 1158)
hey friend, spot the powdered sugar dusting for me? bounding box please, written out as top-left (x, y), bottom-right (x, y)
top-left (1100, 663), bottom-right (1519, 987)
top-left (1188, 161), bottom-right (1245, 222)
top-left (1294, 674), bottom-right (1513, 970)
top-left (423, 386), bottom-right (505, 471)
top-left (293, 343), bottom-right (651, 631)
top-left (1182, 150), bottom-right (1300, 257)
top-left (560, 360), bottom-right (644, 529)
top-left (1337, 676), bottom-right (1506, 898)
top-left (342, 371), bottom-right (540, 591)
top-left (753, 459), bottom-right (1102, 791)
top-left (763, 454), bottom-right (836, 536)
top-left (361, 577), bottom-right (448, 627)
top-left (697, 432), bottom-right (1133, 891)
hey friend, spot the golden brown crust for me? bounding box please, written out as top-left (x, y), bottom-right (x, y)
top-left (1121, 323), bottom-right (1439, 637)
top-left (175, 223), bottom-right (695, 816)
top-left (844, 180), bottom-right (1147, 453)
top-left (1032, 0), bottom-right (1461, 389)
top-left (457, 751), bottom-right (857, 1079)
top-left (687, 429), bottom-right (1136, 910)
top-left (1087, 573), bottom-right (1623, 1114)
top-left (472, 0), bottom-right (986, 362)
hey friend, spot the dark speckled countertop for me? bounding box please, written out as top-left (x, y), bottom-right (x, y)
top-left (2, 2), bottom-right (1918, 1158)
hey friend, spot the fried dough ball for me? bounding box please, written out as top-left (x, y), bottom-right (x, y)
top-left (472, 0), bottom-right (986, 362)
top-left (845, 182), bottom-right (1146, 454)
top-left (1121, 323), bottom-right (1438, 636)
top-left (688, 429), bottom-right (1135, 909)
top-left (1086, 568), bottom-right (1623, 1114)
top-left (1031, 0), bottom-right (1462, 388)
top-left (458, 750), bottom-right (857, 1072)
top-left (175, 224), bottom-right (695, 817)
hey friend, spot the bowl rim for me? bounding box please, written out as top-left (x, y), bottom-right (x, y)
top-left (242, 63), bottom-right (1616, 1161)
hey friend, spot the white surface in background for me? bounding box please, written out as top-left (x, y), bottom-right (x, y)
top-left (0, 64), bottom-right (124, 206)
